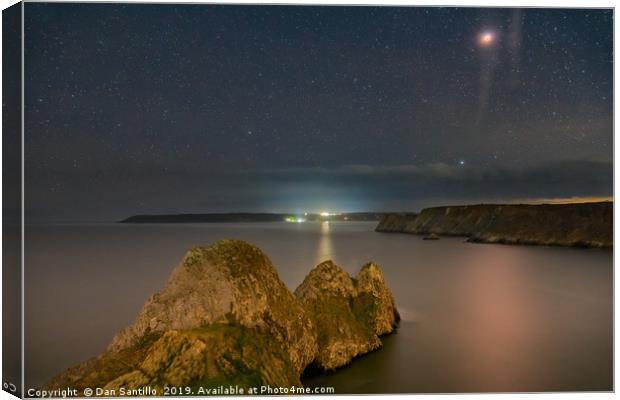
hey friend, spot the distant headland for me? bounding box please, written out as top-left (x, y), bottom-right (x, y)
top-left (120, 212), bottom-right (383, 223)
top-left (376, 201), bottom-right (612, 248)
top-left (120, 202), bottom-right (613, 248)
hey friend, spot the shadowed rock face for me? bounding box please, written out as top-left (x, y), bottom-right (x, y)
top-left (376, 202), bottom-right (612, 248)
top-left (47, 240), bottom-right (398, 393)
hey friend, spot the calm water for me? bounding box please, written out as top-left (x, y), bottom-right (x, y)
top-left (24, 222), bottom-right (612, 392)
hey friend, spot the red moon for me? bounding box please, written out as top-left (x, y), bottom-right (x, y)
top-left (479, 31), bottom-right (495, 46)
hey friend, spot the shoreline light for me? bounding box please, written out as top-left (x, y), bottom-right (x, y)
top-left (285, 216), bottom-right (306, 223)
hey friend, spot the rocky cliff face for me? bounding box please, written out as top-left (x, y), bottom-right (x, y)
top-left (294, 261), bottom-right (399, 370)
top-left (47, 240), bottom-right (398, 393)
top-left (107, 240), bottom-right (316, 375)
top-left (376, 202), bottom-right (612, 248)
top-left (375, 213), bottom-right (418, 232)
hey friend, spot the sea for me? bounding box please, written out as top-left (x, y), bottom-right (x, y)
top-left (23, 221), bottom-right (612, 393)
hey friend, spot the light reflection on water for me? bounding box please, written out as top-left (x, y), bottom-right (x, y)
top-left (315, 221), bottom-right (333, 265)
top-left (24, 222), bottom-right (612, 392)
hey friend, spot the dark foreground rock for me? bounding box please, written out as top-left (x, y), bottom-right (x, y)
top-left (376, 202), bottom-right (612, 248)
top-left (47, 240), bottom-right (398, 393)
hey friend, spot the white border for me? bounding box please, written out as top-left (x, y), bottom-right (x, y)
top-left (0, 1), bottom-right (615, 400)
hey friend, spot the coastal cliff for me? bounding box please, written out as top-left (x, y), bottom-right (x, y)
top-left (47, 240), bottom-right (398, 393)
top-left (374, 213), bottom-right (418, 232)
top-left (376, 202), bottom-right (612, 248)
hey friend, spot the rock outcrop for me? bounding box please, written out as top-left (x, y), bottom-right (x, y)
top-left (107, 240), bottom-right (316, 375)
top-left (423, 233), bottom-right (440, 240)
top-left (376, 202), bottom-right (612, 248)
top-left (294, 261), bottom-right (399, 370)
top-left (47, 240), bottom-right (398, 394)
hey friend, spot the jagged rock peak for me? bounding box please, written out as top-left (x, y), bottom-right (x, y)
top-left (294, 259), bottom-right (399, 370)
top-left (108, 239), bottom-right (317, 375)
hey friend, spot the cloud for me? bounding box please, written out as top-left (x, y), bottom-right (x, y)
top-left (24, 159), bottom-right (612, 222)
top-left (253, 159), bottom-right (611, 187)
top-left (157, 159), bottom-right (612, 213)
top-left (237, 160), bottom-right (613, 209)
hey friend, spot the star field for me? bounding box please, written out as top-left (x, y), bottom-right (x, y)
top-left (22, 4), bottom-right (613, 222)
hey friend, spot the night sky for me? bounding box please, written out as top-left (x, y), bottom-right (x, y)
top-left (23, 4), bottom-right (613, 222)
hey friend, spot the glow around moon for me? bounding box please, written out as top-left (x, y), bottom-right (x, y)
top-left (478, 31), bottom-right (495, 47)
